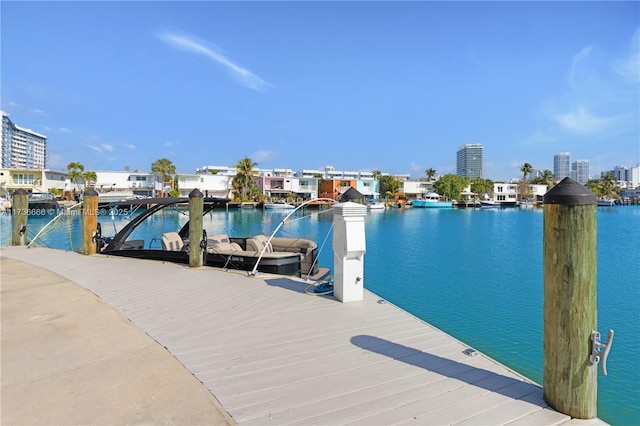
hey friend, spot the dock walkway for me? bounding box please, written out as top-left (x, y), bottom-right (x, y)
top-left (1, 246), bottom-right (605, 425)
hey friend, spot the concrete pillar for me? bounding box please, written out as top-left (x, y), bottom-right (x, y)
top-left (332, 201), bottom-right (367, 302)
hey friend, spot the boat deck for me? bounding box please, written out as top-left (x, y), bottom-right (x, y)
top-left (1, 246), bottom-right (606, 425)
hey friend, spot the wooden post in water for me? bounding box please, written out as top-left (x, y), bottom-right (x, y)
top-left (82, 188), bottom-right (99, 255)
top-left (188, 189), bottom-right (204, 268)
top-left (11, 189), bottom-right (28, 246)
top-left (543, 177), bottom-right (598, 419)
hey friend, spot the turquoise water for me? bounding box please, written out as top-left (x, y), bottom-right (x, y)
top-left (1, 206), bottom-right (638, 425)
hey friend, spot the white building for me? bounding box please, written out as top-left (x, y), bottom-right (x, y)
top-left (402, 180), bottom-right (434, 200)
top-left (631, 163), bottom-right (640, 189)
top-left (493, 182), bottom-right (548, 204)
top-left (554, 152), bottom-right (571, 180)
top-left (91, 170), bottom-right (162, 197)
top-left (196, 166), bottom-right (237, 177)
top-left (571, 160), bottom-right (590, 185)
top-left (1, 111), bottom-right (47, 169)
top-left (176, 173), bottom-right (232, 198)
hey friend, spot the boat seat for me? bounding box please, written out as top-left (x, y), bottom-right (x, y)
top-left (162, 232), bottom-right (185, 251)
top-left (207, 234), bottom-right (230, 245)
top-left (245, 238), bottom-right (266, 253)
top-left (208, 241), bottom-right (242, 253)
top-left (252, 235), bottom-right (273, 252)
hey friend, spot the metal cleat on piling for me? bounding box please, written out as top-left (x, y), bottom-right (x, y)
top-left (590, 329), bottom-right (614, 376)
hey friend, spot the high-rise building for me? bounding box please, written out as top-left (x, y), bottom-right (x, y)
top-left (609, 166), bottom-right (630, 182)
top-left (571, 160), bottom-right (590, 185)
top-left (1, 111), bottom-right (47, 169)
top-left (456, 143), bottom-right (483, 178)
top-left (554, 152), bottom-right (571, 180)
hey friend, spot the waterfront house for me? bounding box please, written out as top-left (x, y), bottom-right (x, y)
top-left (402, 180), bottom-right (435, 201)
top-left (176, 173), bottom-right (233, 198)
top-left (0, 168), bottom-right (67, 196)
top-left (492, 182), bottom-right (548, 205)
top-left (318, 178), bottom-right (357, 200)
top-left (355, 171), bottom-right (380, 200)
top-left (93, 170), bottom-right (162, 197)
top-left (253, 168), bottom-right (296, 201)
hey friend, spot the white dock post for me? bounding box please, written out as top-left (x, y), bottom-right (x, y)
top-left (332, 201), bottom-right (367, 303)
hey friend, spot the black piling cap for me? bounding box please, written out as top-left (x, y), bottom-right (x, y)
top-left (14, 188), bottom-right (28, 196)
top-left (84, 187), bottom-right (98, 197)
top-left (543, 177), bottom-right (597, 205)
top-left (189, 188), bottom-right (203, 199)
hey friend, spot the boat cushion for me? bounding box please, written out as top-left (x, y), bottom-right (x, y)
top-left (208, 242), bottom-right (242, 253)
top-left (245, 238), bottom-right (264, 253)
top-left (208, 234), bottom-right (230, 244)
top-left (252, 235), bottom-right (273, 253)
top-left (162, 232), bottom-right (184, 251)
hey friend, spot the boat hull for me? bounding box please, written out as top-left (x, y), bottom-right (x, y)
top-left (263, 203), bottom-right (295, 210)
top-left (103, 248), bottom-right (303, 276)
top-left (412, 200), bottom-right (452, 208)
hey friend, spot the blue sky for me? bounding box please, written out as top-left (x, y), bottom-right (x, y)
top-left (2, 1), bottom-right (638, 180)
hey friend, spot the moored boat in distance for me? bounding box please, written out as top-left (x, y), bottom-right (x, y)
top-left (28, 192), bottom-right (60, 213)
top-left (597, 197), bottom-right (619, 207)
top-left (480, 200), bottom-right (500, 208)
top-left (263, 200), bottom-right (295, 210)
top-left (366, 199), bottom-right (385, 210)
top-left (97, 190), bottom-right (142, 203)
top-left (412, 192), bottom-right (452, 208)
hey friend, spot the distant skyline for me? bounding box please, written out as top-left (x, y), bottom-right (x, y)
top-left (2, 1), bottom-right (638, 180)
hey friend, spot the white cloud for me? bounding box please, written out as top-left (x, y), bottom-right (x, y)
top-left (87, 143), bottom-right (114, 153)
top-left (59, 128), bottom-right (72, 133)
top-left (158, 31), bottom-right (273, 91)
top-left (554, 106), bottom-right (620, 134)
top-left (253, 150), bottom-right (278, 163)
top-left (31, 108), bottom-right (47, 116)
top-left (569, 45), bottom-right (593, 85)
top-left (613, 28), bottom-right (640, 84)
top-left (125, 144), bottom-right (136, 150)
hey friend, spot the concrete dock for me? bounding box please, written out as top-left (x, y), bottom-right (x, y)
top-left (1, 246), bottom-right (606, 425)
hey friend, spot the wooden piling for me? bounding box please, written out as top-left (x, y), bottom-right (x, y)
top-left (11, 189), bottom-right (28, 246)
top-left (188, 189), bottom-right (204, 268)
top-left (82, 188), bottom-right (98, 255)
top-left (543, 177), bottom-right (598, 419)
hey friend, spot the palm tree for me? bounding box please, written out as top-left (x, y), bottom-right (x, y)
top-left (519, 163), bottom-right (534, 201)
top-left (470, 177), bottom-right (494, 199)
top-left (233, 156), bottom-right (258, 201)
top-left (520, 163), bottom-right (534, 181)
top-left (372, 170), bottom-right (382, 180)
top-left (151, 158), bottom-right (176, 197)
top-left (83, 171), bottom-right (97, 188)
top-left (378, 175), bottom-right (400, 205)
top-left (541, 170), bottom-right (554, 189)
top-left (66, 161), bottom-right (85, 192)
top-left (425, 168), bottom-right (437, 181)
top-left (600, 172), bottom-right (617, 199)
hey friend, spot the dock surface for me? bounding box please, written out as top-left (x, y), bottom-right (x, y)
top-left (1, 246), bottom-right (605, 425)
